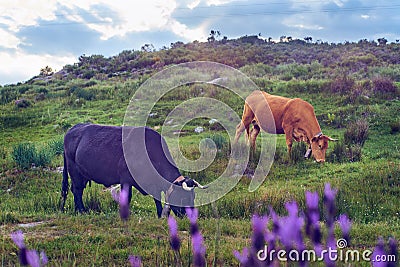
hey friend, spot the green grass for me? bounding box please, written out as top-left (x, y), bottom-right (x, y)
top-left (0, 77), bottom-right (399, 266)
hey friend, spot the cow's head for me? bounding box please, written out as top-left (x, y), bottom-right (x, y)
top-left (310, 133), bottom-right (337, 163)
top-left (162, 177), bottom-right (208, 218)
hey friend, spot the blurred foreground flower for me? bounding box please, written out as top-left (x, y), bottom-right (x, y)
top-left (168, 215), bottom-right (181, 251)
top-left (111, 184), bottom-right (130, 221)
top-left (10, 230), bottom-right (48, 267)
top-left (128, 255), bottom-right (142, 267)
top-left (233, 184), bottom-right (398, 267)
top-left (186, 207), bottom-right (206, 267)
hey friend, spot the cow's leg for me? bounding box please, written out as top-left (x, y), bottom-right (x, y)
top-left (249, 124), bottom-right (261, 150)
top-left (71, 184), bottom-right (86, 213)
top-left (284, 128), bottom-right (294, 156)
top-left (235, 104), bottom-right (254, 144)
top-left (154, 198), bottom-right (163, 218)
top-left (121, 184), bottom-right (133, 204)
top-left (234, 121), bottom-right (247, 144)
top-left (67, 165), bottom-right (87, 213)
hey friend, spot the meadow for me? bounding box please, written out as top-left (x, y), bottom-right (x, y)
top-left (0, 38), bottom-right (399, 266)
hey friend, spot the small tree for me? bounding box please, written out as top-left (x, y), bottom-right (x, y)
top-left (40, 66), bottom-right (53, 76)
top-left (377, 37), bottom-right (388, 45)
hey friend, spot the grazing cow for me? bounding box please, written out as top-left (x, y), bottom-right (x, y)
top-left (234, 90), bottom-right (336, 162)
top-left (61, 123), bottom-right (207, 217)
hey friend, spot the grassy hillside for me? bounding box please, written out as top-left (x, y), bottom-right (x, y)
top-left (0, 38), bottom-right (399, 266)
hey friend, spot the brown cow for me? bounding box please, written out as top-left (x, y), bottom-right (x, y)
top-left (234, 90), bottom-right (336, 162)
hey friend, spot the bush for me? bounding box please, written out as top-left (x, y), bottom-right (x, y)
top-left (12, 143), bottom-right (37, 169)
top-left (289, 142), bottom-right (307, 164)
top-left (372, 76), bottom-right (398, 98)
top-left (14, 99), bottom-right (31, 108)
top-left (47, 138), bottom-right (64, 155)
top-left (0, 87), bottom-right (18, 104)
top-left (12, 142), bottom-right (55, 169)
top-left (344, 119), bottom-right (369, 147)
top-left (328, 141), bottom-right (348, 163)
top-left (74, 87), bottom-right (95, 100)
top-left (348, 144), bottom-right (363, 162)
top-left (329, 74), bottom-right (355, 94)
top-left (390, 120), bottom-right (400, 134)
top-left (34, 147), bottom-right (53, 167)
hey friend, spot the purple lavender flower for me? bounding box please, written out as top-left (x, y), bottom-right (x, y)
top-left (10, 231), bottom-right (47, 267)
top-left (388, 237), bottom-right (398, 267)
top-left (269, 208), bottom-right (280, 235)
top-left (11, 230), bottom-right (25, 249)
top-left (26, 250), bottom-right (40, 267)
top-left (251, 215), bottom-right (268, 251)
top-left (372, 237), bottom-right (386, 267)
top-left (278, 202), bottom-right (304, 250)
top-left (186, 207), bottom-right (199, 235)
top-left (337, 214), bottom-right (352, 244)
top-left (324, 233), bottom-right (337, 267)
top-left (168, 216), bottom-right (181, 251)
top-left (111, 185), bottom-right (130, 221)
top-left (305, 191), bottom-right (319, 210)
top-left (11, 230), bottom-right (28, 265)
top-left (324, 183), bottom-right (337, 230)
top-left (233, 247), bottom-right (248, 265)
top-left (305, 191), bottom-right (320, 223)
top-left (128, 255), bottom-right (142, 267)
top-left (305, 191), bottom-right (322, 248)
top-left (192, 232), bottom-right (206, 267)
top-left (324, 183), bottom-right (337, 202)
top-left (40, 251), bottom-right (48, 265)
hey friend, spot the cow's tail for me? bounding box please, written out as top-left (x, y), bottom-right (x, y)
top-left (60, 151), bottom-right (69, 212)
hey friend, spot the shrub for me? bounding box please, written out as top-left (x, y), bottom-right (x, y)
top-left (47, 138), bottom-right (64, 156)
top-left (344, 119), bottom-right (369, 147)
top-left (328, 141), bottom-right (348, 163)
top-left (372, 76), bottom-right (398, 97)
top-left (347, 144), bottom-right (363, 162)
top-left (74, 87), bottom-right (95, 100)
top-left (12, 143), bottom-right (37, 169)
top-left (289, 142), bottom-right (307, 164)
top-left (0, 87), bottom-right (18, 104)
top-left (12, 142), bottom-right (55, 169)
top-left (205, 134), bottom-right (227, 150)
top-left (14, 99), bottom-right (31, 108)
top-left (390, 120), bottom-right (400, 134)
top-left (329, 74), bottom-right (355, 94)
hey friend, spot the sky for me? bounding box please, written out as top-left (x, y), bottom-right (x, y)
top-left (0, 0), bottom-right (399, 85)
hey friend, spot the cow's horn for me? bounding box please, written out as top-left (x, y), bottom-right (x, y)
top-left (193, 180), bottom-right (208, 189)
top-left (327, 136), bottom-right (338, 141)
top-left (182, 182), bottom-right (194, 191)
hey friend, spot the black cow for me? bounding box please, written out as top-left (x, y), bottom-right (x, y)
top-left (61, 123), bottom-right (207, 217)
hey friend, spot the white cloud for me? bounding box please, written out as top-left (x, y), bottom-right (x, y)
top-left (57, 0), bottom-right (178, 39)
top-left (283, 15), bottom-right (325, 31)
top-left (332, 0), bottom-right (348, 7)
top-left (0, 0), bottom-right (58, 32)
top-left (0, 51), bottom-right (75, 85)
top-left (0, 29), bottom-right (22, 49)
top-left (361, 14), bottom-right (370, 19)
top-left (167, 19), bottom-right (210, 41)
top-left (187, 0), bottom-right (201, 9)
top-left (291, 24), bottom-right (324, 30)
top-left (206, 0), bottom-right (234, 6)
